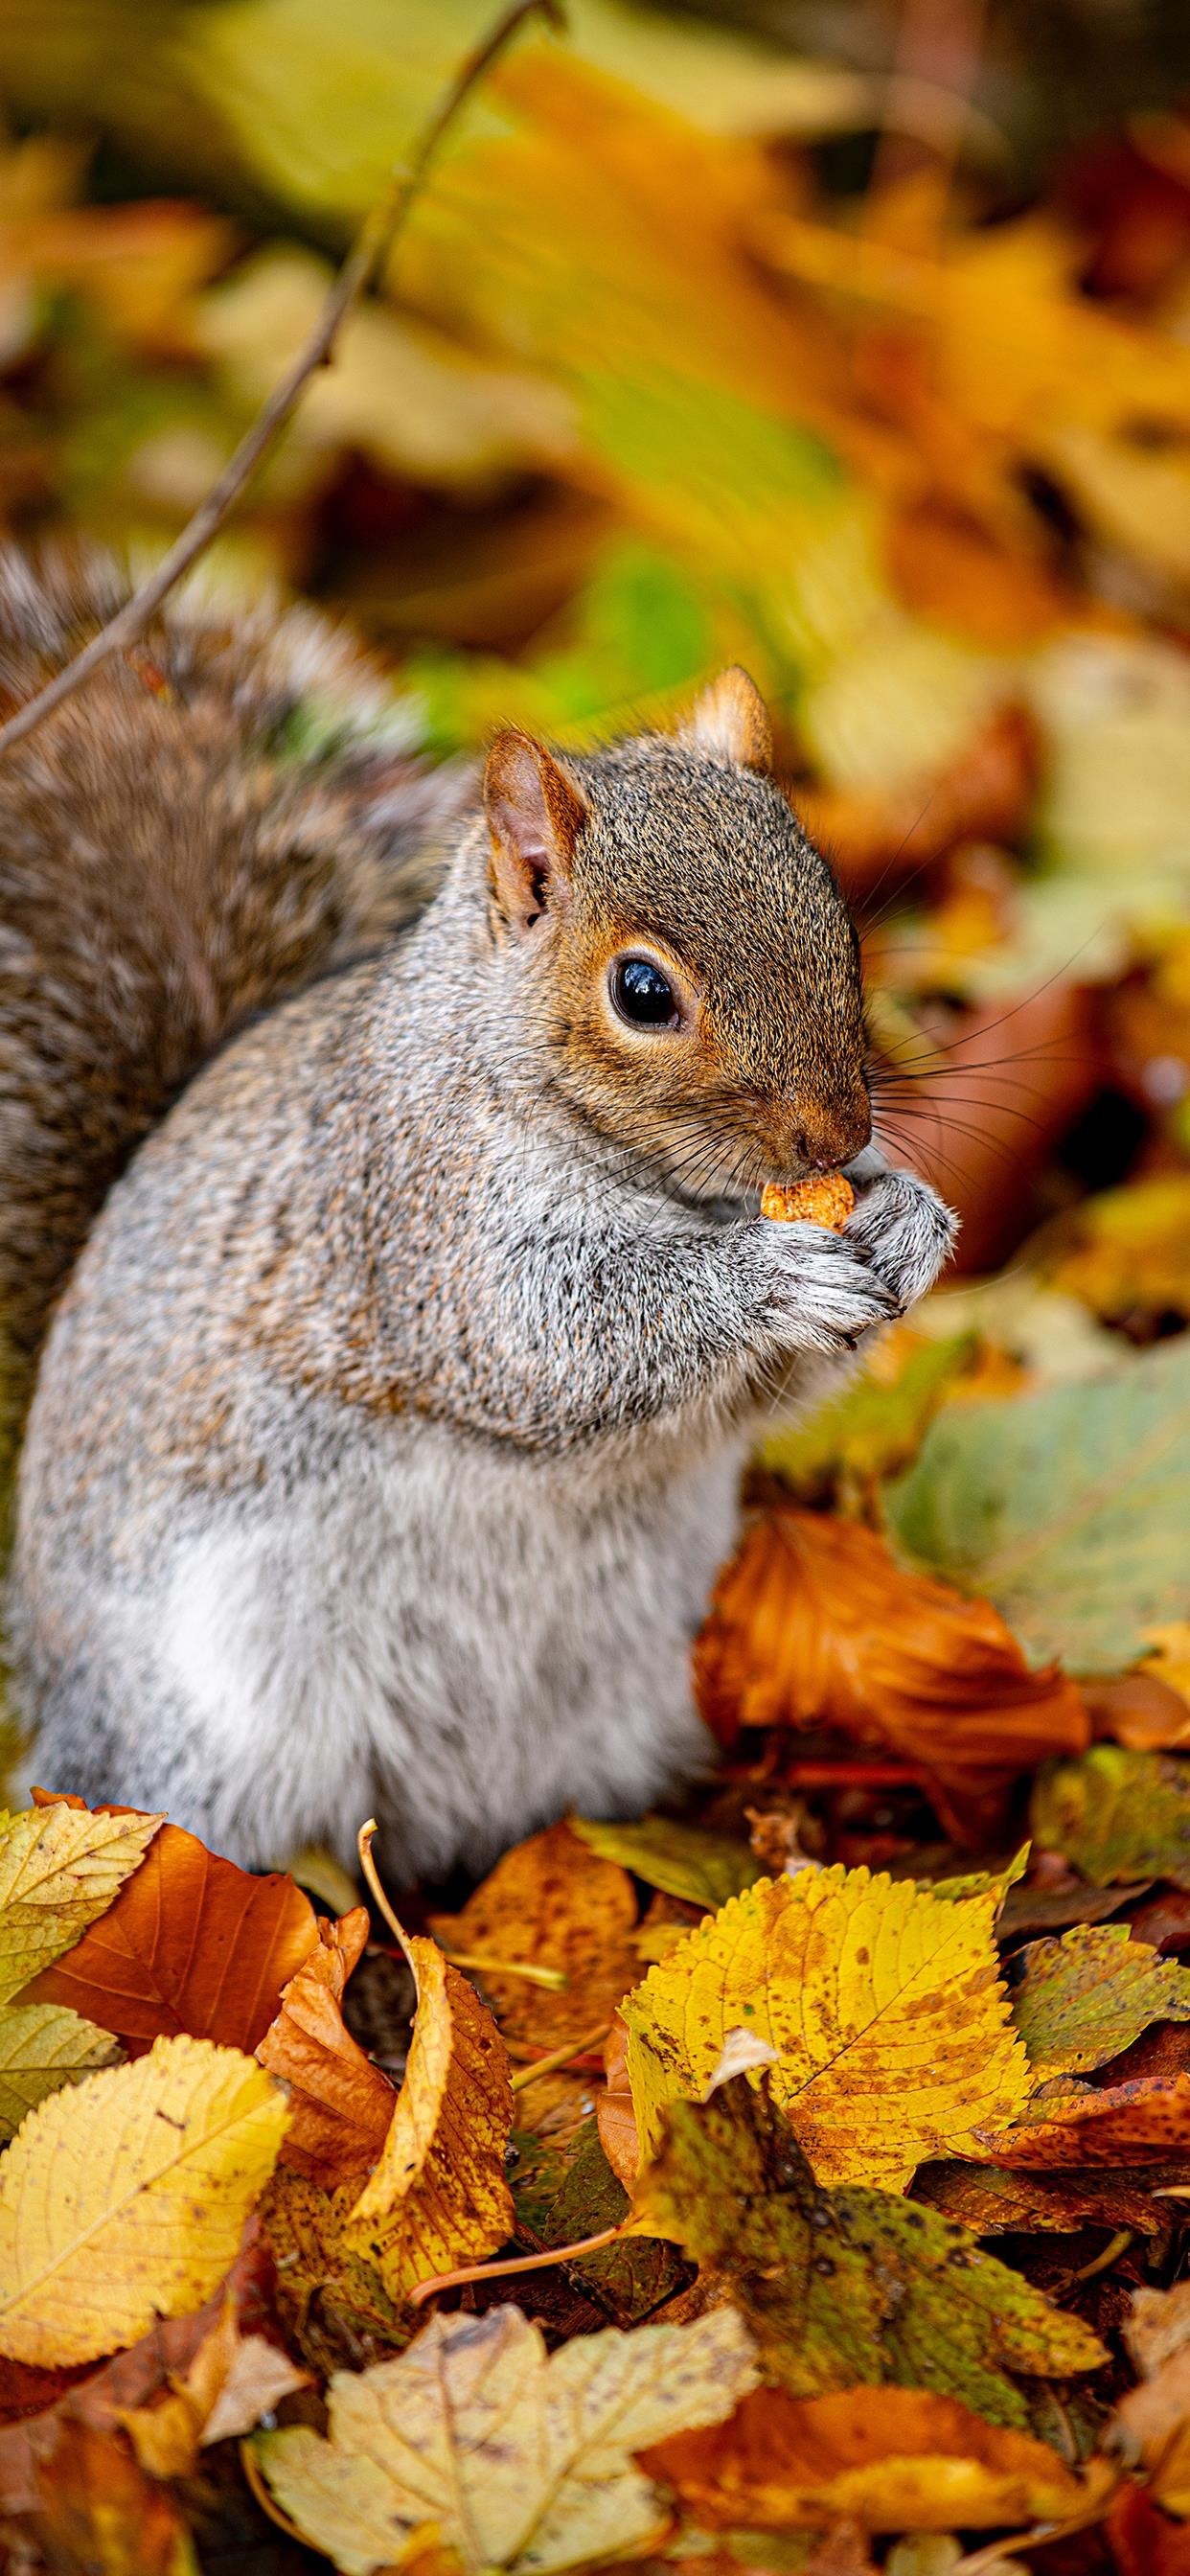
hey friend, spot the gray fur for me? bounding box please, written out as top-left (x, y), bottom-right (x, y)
top-left (4, 571), bottom-right (956, 1874)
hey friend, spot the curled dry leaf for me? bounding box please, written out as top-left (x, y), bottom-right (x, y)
top-left (28, 1816), bottom-right (318, 2054)
top-left (0, 1800), bottom-right (162, 2002)
top-left (1030, 1746), bottom-right (1190, 1895)
top-left (621, 1863), bottom-right (1031, 2190)
top-left (640, 2382), bottom-right (1113, 2536)
top-left (343, 1937), bottom-right (514, 2302)
top-left (257, 1907), bottom-right (396, 2189)
top-left (118, 2294), bottom-right (310, 2479)
top-left (255, 2302), bottom-right (759, 2576)
top-left (429, 1819), bottom-right (640, 2051)
top-left (988, 2071), bottom-right (1190, 2168)
top-left (695, 1506), bottom-right (1087, 1846)
top-left (1010, 1923), bottom-right (1190, 2079)
top-left (630, 2081), bottom-right (1104, 2427)
top-left (0, 2000), bottom-right (119, 2142)
top-left (0, 2034), bottom-right (287, 2365)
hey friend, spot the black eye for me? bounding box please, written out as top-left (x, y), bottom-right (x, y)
top-left (611, 955), bottom-right (679, 1028)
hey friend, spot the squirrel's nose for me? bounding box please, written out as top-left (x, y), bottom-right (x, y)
top-left (792, 1094), bottom-right (872, 1172)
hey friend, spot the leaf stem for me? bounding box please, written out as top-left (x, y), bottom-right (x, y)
top-left (357, 1817), bottom-right (417, 1975)
top-left (509, 2021), bottom-right (612, 2092)
top-left (407, 2224), bottom-right (627, 2308)
top-left (0, 0), bottom-right (562, 762)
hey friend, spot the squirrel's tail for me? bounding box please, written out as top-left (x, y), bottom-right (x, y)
top-left (0, 547), bottom-right (468, 1401)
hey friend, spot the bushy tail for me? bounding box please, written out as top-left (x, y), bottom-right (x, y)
top-left (0, 547), bottom-right (468, 1401)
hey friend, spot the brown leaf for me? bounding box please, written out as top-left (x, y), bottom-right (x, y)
top-left (597, 2016), bottom-right (640, 2191)
top-left (1108, 2481), bottom-right (1190, 2576)
top-left (429, 1820), bottom-right (639, 2050)
top-left (913, 2157), bottom-right (1170, 2236)
top-left (0, 2414), bottom-right (195, 2574)
top-left (118, 2296), bottom-right (309, 2479)
top-left (640, 2383), bottom-right (1108, 2534)
top-left (256, 1908), bottom-right (396, 2189)
top-left (989, 2072), bottom-right (1190, 2166)
top-left (26, 1817), bottom-right (317, 2054)
top-left (1127, 2281), bottom-right (1190, 2379)
top-left (695, 1505), bottom-right (1087, 1844)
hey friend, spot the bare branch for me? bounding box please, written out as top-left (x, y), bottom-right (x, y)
top-left (0, 0), bottom-right (564, 762)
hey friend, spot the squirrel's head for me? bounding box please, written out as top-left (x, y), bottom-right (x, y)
top-left (483, 668), bottom-right (871, 1203)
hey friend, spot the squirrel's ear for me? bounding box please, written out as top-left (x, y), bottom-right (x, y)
top-left (484, 730), bottom-right (587, 935)
top-left (679, 666), bottom-right (772, 772)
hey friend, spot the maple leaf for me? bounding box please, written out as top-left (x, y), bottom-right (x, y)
top-left (640, 2382), bottom-right (1112, 2536)
top-left (429, 1820), bottom-right (640, 2051)
top-left (572, 1815), bottom-right (762, 1910)
top-left (257, 1907), bottom-right (396, 2189)
top-left (1011, 1923), bottom-right (1190, 2079)
top-left (0, 2034), bottom-right (287, 2365)
top-left (0, 1802), bottom-right (162, 2002)
top-left (1030, 1746), bottom-right (1190, 1893)
top-left (0, 2001), bottom-right (119, 2141)
top-left (621, 1863), bottom-right (1031, 2189)
top-left (694, 1506), bottom-right (1086, 1844)
top-left (343, 1933), bottom-right (514, 2302)
top-left (629, 2080), bottom-right (1105, 2428)
top-left (26, 1816), bottom-right (318, 2052)
top-left (255, 2303), bottom-right (758, 2576)
top-left (988, 2071), bottom-right (1190, 2168)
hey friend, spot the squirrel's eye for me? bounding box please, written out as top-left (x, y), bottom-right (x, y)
top-left (611, 955), bottom-right (679, 1029)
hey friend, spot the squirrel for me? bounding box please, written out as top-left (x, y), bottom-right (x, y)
top-left (0, 549), bottom-right (955, 1879)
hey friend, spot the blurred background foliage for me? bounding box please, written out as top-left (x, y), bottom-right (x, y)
top-left (0, 0), bottom-right (1189, 1280)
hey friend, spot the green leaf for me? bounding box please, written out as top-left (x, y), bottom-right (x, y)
top-left (760, 1331), bottom-right (974, 1499)
top-left (1010, 1923), bottom-right (1190, 2079)
top-left (0, 2002), bottom-right (119, 2142)
top-left (630, 2081), bottom-right (1105, 2430)
top-left (572, 1815), bottom-right (762, 1910)
top-left (883, 1338), bottom-right (1190, 1672)
top-left (1030, 1747), bottom-right (1190, 1894)
top-left (538, 2122), bottom-right (689, 2327)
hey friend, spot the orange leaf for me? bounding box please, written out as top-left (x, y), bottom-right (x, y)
top-left (695, 1505), bottom-right (1087, 1844)
top-left (597, 2016), bottom-right (640, 2191)
top-left (429, 1821), bottom-right (639, 2051)
top-left (640, 2383), bottom-right (1107, 2535)
top-left (257, 1910), bottom-right (396, 2190)
top-left (25, 1818), bottom-right (317, 2055)
top-left (987, 2073), bottom-right (1190, 2168)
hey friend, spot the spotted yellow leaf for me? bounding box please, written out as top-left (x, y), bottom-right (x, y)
top-left (344, 1938), bottom-right (513, 2300)
top-left (256, 2303), bottom-right (759, 2576)
top-left (0, 2033), bottom-right (287, 2364)
top-left (622, 1865), bottom-right (1031, 2190)
top-left (0, 2000), bottom-right (119, 2141)
top-left (0, 1801), bottom-right (163, 2002)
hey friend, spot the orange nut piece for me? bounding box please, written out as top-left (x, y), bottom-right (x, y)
top-left (761, 1172), bottom-right (855, 1230)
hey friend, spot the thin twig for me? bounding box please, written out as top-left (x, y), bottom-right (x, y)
top-left (509, 2019), bottom-right (612, 2092)
top-left (0, 0), bottom-right (562, 762)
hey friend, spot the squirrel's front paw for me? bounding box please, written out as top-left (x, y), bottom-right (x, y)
top-left (844, 1168), bottom-right (957, 1312)
top-left (755, 1221), bottom-right (900, 1355)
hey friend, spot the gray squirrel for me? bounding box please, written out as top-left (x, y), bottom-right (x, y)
top-left (0, 551), bottom-right (955, 1876)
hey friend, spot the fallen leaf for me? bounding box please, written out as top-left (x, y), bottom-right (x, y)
top-left (260, 2167), bottom-right (408, 2378)
top-left (0, 2034), bottom-right (287, 2365)
top-left (759, 1326), bottom-right (975, 1504)
top-left (343, 1938), bottom-right (514, 2302)
top-left (0, 2000), bottom-right (119, 2141)
top-left (1127, 2281), bottom-right (1190, 2379)
top-left (989, 2071), bottom-right (1190, 2167)
top-left (1030, 1748), bottom-right (1190, 1893)
top-left (255, 2302), bottom-right (758, 2576)
top-left (572, 1815), bottom-right (762, 1909)
top-left (1011, 1924), bottom-right (1190, 2078)
top-left (884, 1336), bottom-right (1190, 1674)
top-left (913, 2158), bottom-right (1170, 2236)
top-left (256, 1908), bottom-right (396, 2189)
top-left (1115, 2347), bottom-right (1190, 2517)
top-left (694, 1506), bottom-right (1087, 1845)
top-left (622, 1862), bottom-right (1030, 2190)
top-left (630, 2080), bottom-right (1104, 2426)
top-left (640, 2381), bottom-right (1109, 2534)
top-left (1049, 1176), bottom-right (1190, 1328)
top-left (534, 2121), bottom-right (690, 2330)
top-left (597, 2015), bottom-right (639, 2190)
top-left (1107, 2480), bottom-right (1190, 2576)
top-left (0, 1801), bottom-right (162, 2002)
top-left (0, 2413), bottom-right (199, 2575)
top-left (27, 1817), bottom-right (318, 2053)
top-left (118, 2295), bottom-right (309, 2478)
top-left (792, 701), bottom-right (1039, 896)
top-left (429, 1820), bottom-right (639, 2051)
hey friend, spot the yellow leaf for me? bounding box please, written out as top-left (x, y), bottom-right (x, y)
top-left (0, 1801), bottom-right (163, 2001)
top-left (621, 1866), bottom-right (1031, 2189)
top-left (344, 1939), bottom-right (514, 2301)
top-left (0, 2033), bottom-right (287, 2364)
top-left (256, 2302), bottom-right (758, 2576)
top-left (0, 1999), bottom-right (119, 2141)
